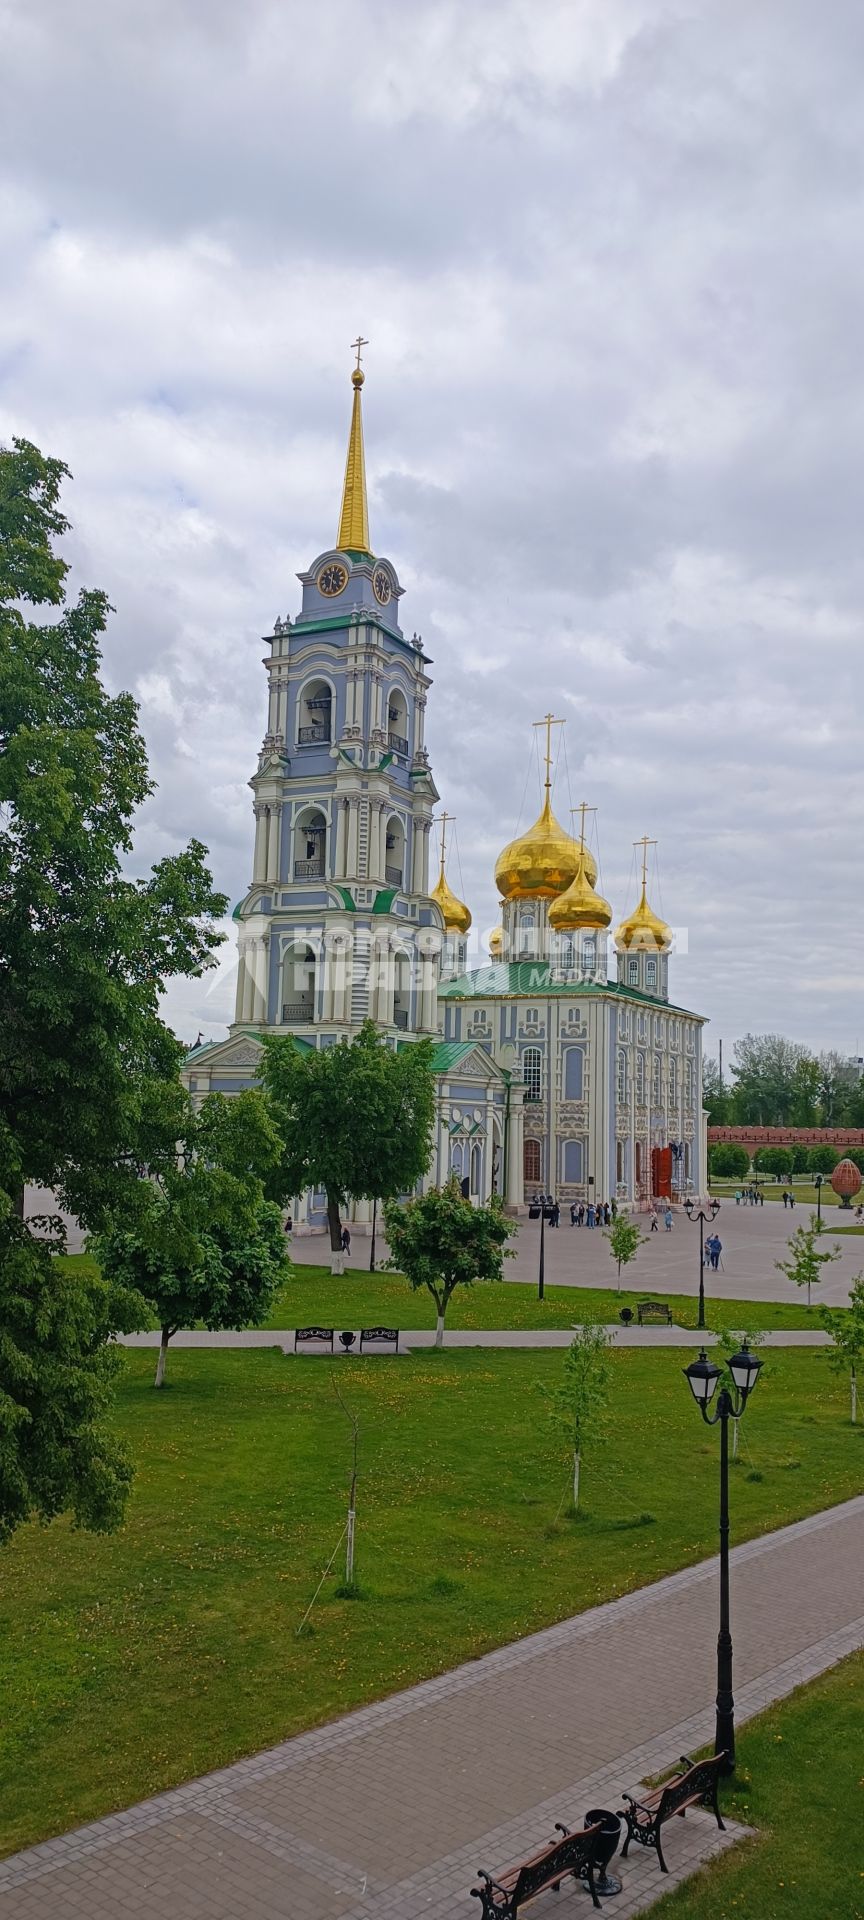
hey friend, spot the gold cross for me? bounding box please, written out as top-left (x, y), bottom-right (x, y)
top-left (634, 834), bottom-right (658, 886)
top-left (532, 713), bottom-right (563, 793)
top-left (437, 810), bottom-right (455, 877)
top-left (350, 335), bottom-right (369, 371)
top-left (571, 801), bottom-right (597, 850)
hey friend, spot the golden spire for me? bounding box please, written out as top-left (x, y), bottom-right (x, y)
top-left (494, 716), bottom-right (581, 901)
top-left (614, 836), bottom-right (672, 951)
top-left (549, 802), bottom-right (611, 930)
top-left (430, 811), bottom-right (472, 934)
top-left (337, 337), bottom-right (371, 554)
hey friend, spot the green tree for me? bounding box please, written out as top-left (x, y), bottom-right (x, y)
top-left (538, 1323), bottom-right (611, 1511)
top-left (775, 1215), bottom-right (841, 1309)
top-left (844, 1147), bottom-right (864, 1175)
top-left (729, 1034), bottom-right (817, 1126)
top-left (807, 1144), bottom-right (840, 1176)
top-left (821, 1277), bottom-right (864, 1423)
top-left (816, 1052), bottom-right (863, 1126)
top-left (261, 1021), bottom-right (436, 1258)
top-left (702, 1058), bottom-right (732, 1124)
top-left (0, 1207), bottom-right (142, 1543)
top-left (604, 1213), bottom-right (645, 1291)
top-left (94, 1092), bottom-right (288, 1387)
top-left (1, 438), bottom-right (226, 1535)
top-left (384, 1178), bottom-right (511, 1347)
top-left (790, 1145), bottom-right (810, 1175)
top-left (709, 1143), bottom-right (750, 1180)
top-left (755, 1146), bottom-right (792, 1177)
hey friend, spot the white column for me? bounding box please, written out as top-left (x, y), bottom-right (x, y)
top-left (507, 1088), bottom-right (524, 1207)
top-left (411, 817), bottom-right (425, 892)
top-left (369, 801), bottom-right (383, 882)
top-left (346, 799), bottom-right (359, 876)
top-left (266, 803), bottom-right (281, 883)
top-left (335, 800), bottom-right (347, 878)
top-left (252, 805), bottom-right (267, 883)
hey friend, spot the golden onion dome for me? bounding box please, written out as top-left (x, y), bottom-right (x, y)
top-left (614, 885), bottom-right (672, 952)
top-left (548, 853), bottom-right (612, 932)
top-left (430, 868), bottom-right (472, 935)
top-left (495, 793), bottom-right (595, 900)
top-left (488, 923), bottom-right (505, 958)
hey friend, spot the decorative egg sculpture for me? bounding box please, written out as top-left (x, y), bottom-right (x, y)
top-left (830, 1158), bottom-right (863, 1208)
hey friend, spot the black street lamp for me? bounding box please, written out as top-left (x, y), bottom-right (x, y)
top-left (814, 1173), bottom-right (823, 1226)
top-left (683, 1196), bottom-right (721, 1330)
top-left (683, 1341), bottom-right (764, 1772)
top-left (529, 1194), bottom-right (548, 1300)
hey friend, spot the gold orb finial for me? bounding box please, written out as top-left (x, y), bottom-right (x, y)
top-left (431, 812), bottom-right (472, 934)
top-left (613, 837), bottom-right (672, 951)
top-left (548, 850), bottom-right (612, 931)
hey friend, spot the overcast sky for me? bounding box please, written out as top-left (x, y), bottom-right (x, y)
top-left (3, 0), bottom-right (863, 1059)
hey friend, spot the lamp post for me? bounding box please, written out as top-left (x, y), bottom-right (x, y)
top-left (538, 1194), bottom-right (546, 1301)
top-left (814, 1173), bottom-right (823, 1226)
top-left (683, 1342), bottom-right (763, 1772)
top-left (683, 1196), bottom-right (721, 1331)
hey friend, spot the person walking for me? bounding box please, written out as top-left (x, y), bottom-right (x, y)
top-left (664, 1206), bottom-right (673, 1231)
top-left (551, 1199), bottom-right (560, 1228)
top-left (340, 1223), bottom-right (352, 1255)
top-left (570, 1201), bottom-right (578, 1226)
top-left (586, 1201), bottom-right (595, 1228)
top-left (650, 1211), bottom-right (659, 1232)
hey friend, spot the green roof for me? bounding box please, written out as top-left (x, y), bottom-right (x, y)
top-left (429, 1039), bottom-right (489, 1074)
top-left (438, 963), bottom-right (700, 1018)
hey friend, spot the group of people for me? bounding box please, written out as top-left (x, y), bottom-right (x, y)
top-left (734, 1186), bottom-right (765, 1206)
top-left (649, 1206), bottom-right (675, 1232)
top-left (779, 1190), bottom-right (798, 1210)
top-left (703, 1232), bottom-right (723, 1269)
top-left (531, 1193), bottom-right (617, 1229)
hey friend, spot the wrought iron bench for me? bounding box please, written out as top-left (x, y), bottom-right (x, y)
top-left (294, 1327), bottom-right (335, 1353)
top-left (359, 1326), bottom-right (399, 1354)
top-left (470, 1820), bottom-right (604, 1917)
top-left (621, 1752), bottom-right (726, 1874)
top-left (636, 1299), bottom-right (672, 1326)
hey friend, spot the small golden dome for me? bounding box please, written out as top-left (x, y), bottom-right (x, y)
top-left (431, 868), bottom-right (472, 935)
top-left (488, 923), bottom-right (505, 957)
top-left (495, 793), bottom-right (595, 900)
top-left (614, 885), bottom-right (672, 952)
top-left (548, 853), bottom-right (612, 931)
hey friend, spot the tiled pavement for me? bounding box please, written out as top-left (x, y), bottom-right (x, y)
top-left (1, 1497), bottom-right (862, 1919)
top-left (120, 1324), bottom-right (833, 1350)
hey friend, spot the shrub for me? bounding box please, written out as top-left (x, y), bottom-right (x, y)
top-left (808, 1144), bottom-right (841, 1175)
top-left (709, 1143), bottom-right (750, 1180)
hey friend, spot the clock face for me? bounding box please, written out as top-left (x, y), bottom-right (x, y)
top-left (373, 565), bottom-right (392, 606)
top-left (318, 562), bottom-right (348, 597)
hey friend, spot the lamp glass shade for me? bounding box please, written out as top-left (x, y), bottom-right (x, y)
top-left (728, 1342), bottom-right (763, 1400)
top-left (710, 1199), bottom-right (721, 1217)
top-left (684, 1197), bottom-right (694, 1215)
top-left (684, 1350), bottom-right (721, 1407)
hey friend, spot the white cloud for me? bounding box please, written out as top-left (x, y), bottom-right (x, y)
top-left (2, 0), bottom-right (863, 1052)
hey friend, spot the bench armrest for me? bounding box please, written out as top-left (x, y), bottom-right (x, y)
top-left (473, 1870), bottom-right (509, 1898)
top-left (621, 1792), bottom-right (654, 1818)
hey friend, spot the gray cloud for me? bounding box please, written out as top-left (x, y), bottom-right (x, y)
top-left (2, 0), bottom-right (863, 1052)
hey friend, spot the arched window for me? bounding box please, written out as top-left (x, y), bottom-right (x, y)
top-left (582, 934), bottom-right (596, 974)
top-left (297, 677), bottom-right (333, 745)
top-left (384, 814), bottom-right (406, 888)
top-left (522, 1046), bottom-right (542, 1103)
top-left (617, 1049), bottom-right (628, 1103)
top-left (282, 943), bottom-right (316, 1024)
top-left (636, 1051), bottom-right (646, 1104)
top-left (564, 1046), bottom-right (584, 1101)
top-left (669, 1054), bottom-right (678, 1103)
top-left (646, 957), bottom-right (658, 989)
top-left (524, 1138), bottom-right (541, 1185)
top-left (471, 1142), bottom-right (482, 1194)
top-left (293, 807), bottom-right (327, 879)
top-left (628, 957), bottom-right (639, 986)
top-left (562, 1139), bottom-right (583, 1183)
top-left (386, 686), bottom-right (410, 759)
top-left (652, 1054), bottom-right (661, 1105)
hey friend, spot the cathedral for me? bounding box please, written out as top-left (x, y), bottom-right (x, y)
top-left (183, 356), bottom-right (707, 1229)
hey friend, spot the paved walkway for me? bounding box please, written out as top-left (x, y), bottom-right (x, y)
top-left (2, 1498), bottom-right (861, 1919)
top-left (292, 1203), bottom-right (862, 1305)
top-left (120, 1325), bottom-right (833, 1352)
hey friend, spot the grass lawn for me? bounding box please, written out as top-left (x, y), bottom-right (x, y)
top-left (58, 1254), bottom-right (840, 1334)
top-left (1, 1343), bottom-right (862, 1858)
top-left (710, 1179), bottom-right (857, 1209)
top-left (263, 1265), bottom-right (831, 1333)
top-left (654, 1651), bottom-right (864, 1919)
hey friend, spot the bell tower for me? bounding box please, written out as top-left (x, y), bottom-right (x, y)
top-left (232, 347), bottom-right (444, 1041)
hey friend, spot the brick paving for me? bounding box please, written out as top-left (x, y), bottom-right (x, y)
top-left (1, 1497), bottom-right (861, 1920)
